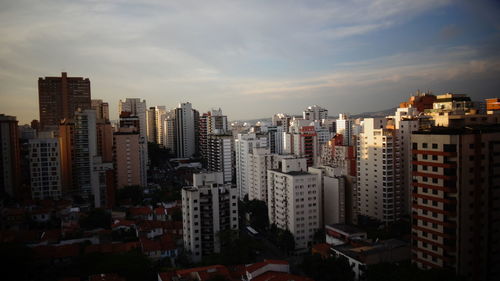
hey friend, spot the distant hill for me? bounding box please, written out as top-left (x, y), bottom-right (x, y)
top-left (232, 108), bottom-right (397, 124)
top-left (350, 107), bottom-right (397, 119)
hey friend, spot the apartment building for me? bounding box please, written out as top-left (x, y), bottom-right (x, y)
top-left (357, 118), bottom-right (403, 224)
top-left (29, 137), bottom-right (62, 200)
top-left (411, 125), bottom-right (500, 281)
top-left (182, 172), bottom-right (238, 263)
top-left (267, 158), bottom-right (320, 251)
top-left (207, 134), bottom-right (234, 184)
top-left (235, 133), bottom-right (268, 199)
top-left (38, 72), bottom-right (91, 130)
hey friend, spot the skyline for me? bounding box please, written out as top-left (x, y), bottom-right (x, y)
top-left (1, 0), bottom-right (500, 124)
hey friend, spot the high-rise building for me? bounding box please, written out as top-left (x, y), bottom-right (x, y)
top-left (118, 98), bottom-right (148, 186)
top-left (357, 118), bottom-right (403, 224)
top-left (303, 105), bottom-right (328, 122)
top-left (91, 99), bottom-right (110, 121)
top-left (247, 149), bottom-right (294, 202)
top-left (38, 72), bottom-right (91, 130)
top-left (399, 91), bottom-right (436, 112)
top-left (182, 172), bottom-right (238, 263)
top-left (235, 133), bottom-right (268, 199)
top-left (486, 98), bottom-right (500, 114)
top-left (175, 102), bottom-right (198, 158)
top-left (411, 124), bottom-right (500, 280)
top-left (0, 114), bottom-right (21, 198)
top-left (146, 107), bottom-right (157, 143)
top-left (200, 109), bottom-right (229, 164)
top-left (59, 110), bottom-right (111, 207)
top-left (266, 125), bottom-right (284, 154)
top-left (272, 113), bottom-right (292, 133)
top-left (154, 106), bottom-right (167, 145)
top-left (29, 136), bottom-right (62, 200)
top-left (283, 125), bottom-right (319, 167)
top-left (163, 110), bottom-right (176, 153)
top-left (309, 166), bottom-right (345, 225)
top-left (267, 158), bottom-right (320, 251)
top-left (113, 127), bottom-right (141, 189)
top-left (336, 113), bottom-right (353, 146)
top-left (207, 134), bottom-right (234, 184)
top-left (319, 134), bottom-right (358, 225)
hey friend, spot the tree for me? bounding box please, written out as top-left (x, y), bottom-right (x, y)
top-left (277, 229), bottom-right (295, 254)
top-left (313, 228), bottom-right (326, 244)
top-left (80, 208), bottom-right (111, 230)
top-left (245, 200), bottom-right (269, 230)
top-left (117, 185), bottom-right (144, 205)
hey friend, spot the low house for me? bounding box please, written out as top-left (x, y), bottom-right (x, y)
top-left (140, 235), bottom-right (177, 260)
top-left (128, 207), bottom-right (153, 221)
top-left (325, 224), bottom-right (367, 246)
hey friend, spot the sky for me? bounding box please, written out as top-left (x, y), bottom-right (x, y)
top-left (1, 0), bottom-right (500, 124)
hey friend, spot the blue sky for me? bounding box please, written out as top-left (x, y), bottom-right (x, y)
top-left (1, 0), bottom-right (499, 123)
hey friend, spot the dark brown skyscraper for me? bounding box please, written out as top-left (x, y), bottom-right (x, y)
top-left (38, 72), bottom-right (91, 130)
top-left (0, 114), bottom-right (21, 198)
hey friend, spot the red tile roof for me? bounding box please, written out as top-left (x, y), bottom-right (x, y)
top-left (246, 260), bottom-right (289, 274)
top-left (154, 207), bottom-right (166, 215)
top-left (128, 207), bottom-right (152, 216)
top-left (140, 236), bottom-right (176, 252)
top-left (176, 265), bottom-right (233, 281)
top-left (111, 220), bottom-right (136, 228)
top-left (84, 242), bottom-right (140, 254)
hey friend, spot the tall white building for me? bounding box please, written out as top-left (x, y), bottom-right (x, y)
top-left (303, 105), bottom-right (328, 121)
top-left (118, 98), bottom-right (148, 186)
top-left (146, 107), bottom-right (156, 143)
top-left (163, 110), bottom-right (176, 153)
top-left (336, 113), bottom-right (354, 146)
top-left (357, 118), bottom-right (403, 224)
top-left (182, 172), bottom-right (238, 263)
top-left (175, 102), bottom-right (197, 158)
top-left (153, 106), bottom-right (167, 145)
top-left (247, 149), bottom-right (296, 202)
top-left (309, 166), bottom-right (346, 225)
top-left (393, 107), bottom-right (420, 214)
top-left (235, 133), bottom-right (268, 199)
top-left (29, 136), bottom-right (62, 200)
top-left (267, 158), bottom-right (321, 251)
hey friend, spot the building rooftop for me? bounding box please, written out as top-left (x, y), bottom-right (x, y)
top-left (269, 169), bottom-right (311, 176)
top-left (326, 224), bottom-right (366, 235)
top-left (413, 124), bottom-right (500, 135)
top-left (333, 239), bottom-right (408, 262)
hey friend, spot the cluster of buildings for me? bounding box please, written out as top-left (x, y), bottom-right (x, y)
top-left (1, 71), bottom-right (500, 280)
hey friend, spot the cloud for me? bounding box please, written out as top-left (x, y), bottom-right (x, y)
top-left (1, 0), bottom-right (499, 123)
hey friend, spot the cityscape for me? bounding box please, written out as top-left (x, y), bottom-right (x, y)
top-left (1, 1), bottom-right (500, 281)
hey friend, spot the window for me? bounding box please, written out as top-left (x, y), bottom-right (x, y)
top-left (432, 143), bottom-right (438, 149)
top-left (422, 143), bottom-right (428, 149)
top-left (432, 155), bottom-right (438, 161)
